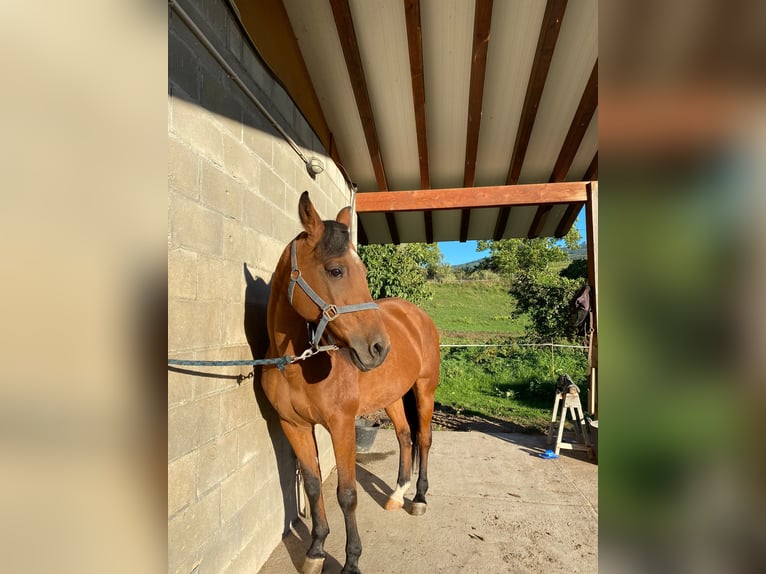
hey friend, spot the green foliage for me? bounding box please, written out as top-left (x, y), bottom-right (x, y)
top-left (358, 243), bottom-right (441, 305)
top-left (478, 227), bottom-right (587, 342)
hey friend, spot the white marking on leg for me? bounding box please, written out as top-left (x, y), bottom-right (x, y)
top-left (389, 481), bottom-right (411, 504)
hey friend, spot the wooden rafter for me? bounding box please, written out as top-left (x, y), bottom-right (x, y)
top-left (554, 202), bottom-right (583, 238)
top-left (460, 0), bottom-right (494, 242)
top-left (549, 61), bottom-right (598, 183)
top-left (494, 0), bottom-right (567, 240)
top-left (528, 60), bottom-right (597, 238)
top-left (329, 0), bottom-right (400, 244)
top-left (404, 0), bottom-right (433, 243)
top-left (355, 182), bottom-right (587, 213)
top-left (583, 152), bottom-right (598, 180)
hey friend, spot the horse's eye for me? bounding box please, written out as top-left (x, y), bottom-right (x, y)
top-left (328, 267), bottom-right (344, 279)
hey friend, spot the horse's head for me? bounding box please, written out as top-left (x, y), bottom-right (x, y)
top-left (288, 191), bottom-right (390, 371)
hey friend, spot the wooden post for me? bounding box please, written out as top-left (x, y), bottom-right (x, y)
top-left (585, 181), bottom-right (598, 416)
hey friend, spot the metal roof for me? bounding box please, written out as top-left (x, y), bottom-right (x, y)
top-left (233, 0), bottom-right (597, 244)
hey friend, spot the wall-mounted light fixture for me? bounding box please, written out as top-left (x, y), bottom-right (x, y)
top-left (306, 157), bottom-right (324, 178)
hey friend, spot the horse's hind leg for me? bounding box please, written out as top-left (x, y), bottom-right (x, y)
top-left (410, 377), bottom-right (436, 516)
top-left (279, 421), bottom-right (329, 574)
top-left (383, 398), bottom-right (413, 511)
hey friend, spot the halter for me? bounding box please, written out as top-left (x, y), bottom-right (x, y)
top-left (288, 239), bottom-right (379, 353)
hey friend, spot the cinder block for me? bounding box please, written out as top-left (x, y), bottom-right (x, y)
top-left (272, 141), bottom-right (299, 198)
top-left (241, 45), bottom-right (274, 104)
top-left (168, 393), bottom-right (221, 462)
top-left (315, 425), bottom-right (337, 477)
top-left (191, 345), bottom-right (247, 400)
top-left (243, 114), bottom-right (274, 164)
top-left (258, 237), bottom-right (288, 273)
top-left (259, 167), bottom-right (287, 215)
top-left (168, 248), bottom-right (197, 300)
top-left (168, 487), bottom-right (220, 574)
top-left (222, 532), bottom-right (270, 574)
top-left (197, 430), bottom-right (238, 495)
top-left (220, 458), bottom-right (257, 523)
top-left (197, 255), bottom-right (243, 303)
top-left (243, 188), bottom-right (274, 235)
top-left (170, 192), bottom-right (224, 256)
top-left (197, 515), bottom-right (244, 574)
top-left (222, 217), bottom-right (249, 262)
top-left (225, 14), bottom-right (243, 64)
top-left (237, 417), bottom-right (277, 469)
top-left (220, 379), bottom-right (258, 432)
top-left (168, 355), bottom-right (196, 407)
top-left (221, 302), bottom-right (248, 348)
top-left (222, 135), bottom-right (260, 189)
top-left (269, 204), bottom-right (299, 244)
top-left (168, 27), bottom-right (199, 102)
top-left (201, 156), bottom-right (243, 218)
top-left (168, 136), bottom-right (200, 200)
top-left (172, 97), bottom-right (225, 166)
top-left (168, 449), bottom-right (198, 518)
top-left (168, 298), bottom-right (222, 352)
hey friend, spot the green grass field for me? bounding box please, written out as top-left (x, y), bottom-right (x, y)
top-left (422, 280), bottom-right (588, 432)
top-left (421, 281), bottom-right (528, 344)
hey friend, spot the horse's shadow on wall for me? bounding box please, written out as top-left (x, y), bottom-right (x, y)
top-left (243, 263), bottom-right (301, 537)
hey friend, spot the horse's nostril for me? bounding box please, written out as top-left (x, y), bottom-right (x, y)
top-left (371, 339), bottom-right (388, 361)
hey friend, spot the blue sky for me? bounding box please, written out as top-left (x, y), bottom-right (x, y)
top-left (438, 211), bottom-right (587, 266)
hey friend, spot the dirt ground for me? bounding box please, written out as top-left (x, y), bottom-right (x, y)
top-left (257, 427), bottom-right (598, 574)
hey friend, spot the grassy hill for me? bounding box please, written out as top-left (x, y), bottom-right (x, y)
top-left (421, 281), bottom-right (528, 344)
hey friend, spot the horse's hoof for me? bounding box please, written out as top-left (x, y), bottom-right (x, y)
top-left (410, 501), bottom-right (427, 516)
top-left (302, 556), bottom-right (325, 574)
top-left (384, 497), bottom-right (404, 511)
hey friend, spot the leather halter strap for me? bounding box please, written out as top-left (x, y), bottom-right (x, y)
top-left (288, 240), bottom-right (379, 351)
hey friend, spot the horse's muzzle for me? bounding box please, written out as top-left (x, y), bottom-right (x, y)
top-left (349, 336), bottom-right (390, 371)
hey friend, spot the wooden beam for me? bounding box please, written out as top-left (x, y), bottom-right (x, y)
top-left (355, 182), bottom-right (587, 213)
top-left (554, 202), bottom-right (583, 238)
top-left (583, 152), bottom-right (598, 180)
top-left (493, 206), bottom-right (511, 240)
top-left (404, 0), bottom-right (430, 190)
top-left (505, 0), bottom-right (567, 186)
top-left (356, 215), bottom-right (369, 245)
top-left (329, 0), bottom-right (399, 244)
top-left (385, 212), bottom-right (401, 244)
top-left (585, 181), bottom-right (598, 415)
top-left (330, 0), bottom-right (386, 190)
top-left (424, 209), bottom-right (434, 244)
top-left (528, 60), bottom-right (597, 237)
top-left (527, 204), bottom-right (554, 238)
top-left (495, 0), bottom-right (566, 241)
top-left (548, 61), bottom-right (598, 182)
top-left (460, 0), bottom-right (493, 242)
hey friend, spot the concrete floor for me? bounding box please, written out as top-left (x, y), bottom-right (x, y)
top-left (258, 429), bottom-right (597, 574)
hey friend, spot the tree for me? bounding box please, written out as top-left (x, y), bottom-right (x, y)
top-left (479, 227), bottom-right (586, 342)
top-left (357, 243), bottom-right (441, 305)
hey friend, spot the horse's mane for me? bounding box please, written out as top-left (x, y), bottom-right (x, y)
top-left (314, 220), bottom-right (350, 261)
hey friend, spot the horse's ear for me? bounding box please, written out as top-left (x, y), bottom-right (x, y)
top-left (298, 191), bottom-right (324, 242)
top-left (336, 206), bottom-right (352, 228)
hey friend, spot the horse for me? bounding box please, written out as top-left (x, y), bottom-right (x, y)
top-left (260, 191), bottom-right (441, 574)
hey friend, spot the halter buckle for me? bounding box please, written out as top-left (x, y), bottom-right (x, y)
top-left (322, 305), bottom-right (339, 321)
top-left (290, 269), bottom-right (301, 281)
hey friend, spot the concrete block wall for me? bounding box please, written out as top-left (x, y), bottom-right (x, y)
top-left (168, 1), bottom-right (353, 572)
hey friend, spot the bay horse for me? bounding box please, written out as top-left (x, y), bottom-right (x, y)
top-left (260, 191), bottom-right (440, 574)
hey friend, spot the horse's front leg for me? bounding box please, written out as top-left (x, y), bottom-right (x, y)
top-left (330, 416), bottom-right (363, 574)
top-left (279, 421), bottom-right (329, 574)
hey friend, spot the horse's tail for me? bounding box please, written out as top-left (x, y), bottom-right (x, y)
top-left (403, 388), bottom-right (420, 472)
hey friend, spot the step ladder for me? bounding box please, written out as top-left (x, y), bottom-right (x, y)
top-left (546, 388), bottom-right (595, 460)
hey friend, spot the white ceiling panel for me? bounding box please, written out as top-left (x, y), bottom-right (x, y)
top-left (421, 0), bottom-right (475, 189)
top-left (350, 0), bottom-right (420, 191)
top-left (565, 108), bottom-right (597, 181)
top-left (518, 0), bottom-right (598, 184)
top-left (474, 0), bottom-right (546, 187)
